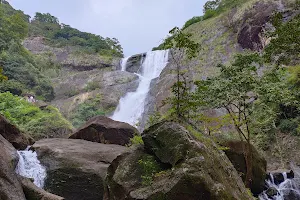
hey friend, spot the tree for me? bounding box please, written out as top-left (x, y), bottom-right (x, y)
top-left (33, 12), bottom-right (59, 24)
top-left (264, 13), bottom-right (300, 65)
top-left (193, 53), bottom-right (296, 187)
top-left (162, 27), bottom-right (199, 120)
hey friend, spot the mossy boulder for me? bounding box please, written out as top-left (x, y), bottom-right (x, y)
top-left (221, 141), bottom-right (267, 196)
top-left (104, 122), bottom-right (254, 200)
top-left (33, 138), bottom-right (128, 200)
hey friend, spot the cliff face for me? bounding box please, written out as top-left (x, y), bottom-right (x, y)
top-left (23, 37), bottom-right (139, 127)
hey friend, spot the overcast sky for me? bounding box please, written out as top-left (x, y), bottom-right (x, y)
top-left (8, 0), bottom-right (206, 56)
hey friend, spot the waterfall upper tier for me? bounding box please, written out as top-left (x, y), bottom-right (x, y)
top-left (111, 50), bottom-right (169, 126)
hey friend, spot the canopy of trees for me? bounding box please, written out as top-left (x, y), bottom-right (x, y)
top-left (30, 12), bottom-right (124, 57)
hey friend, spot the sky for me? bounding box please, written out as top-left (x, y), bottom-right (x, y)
top-left (8, 0), bottom-right (206, 56)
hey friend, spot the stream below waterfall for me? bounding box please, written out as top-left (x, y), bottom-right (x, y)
top-left (259, 167), bottom-right (300, 200)
top-left (111, 50), bottom-right (169, 126)
top-left (15, 147), bottom-right (46, 188)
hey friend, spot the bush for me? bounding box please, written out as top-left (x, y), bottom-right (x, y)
top-left (85, 81), bottom-right (100, 92)
top-left (138, 155), bottom-right (162, 186)
top-left (130, 136), bottom-right (144, 145)
top-left (70, 95), bottom-right (109, 128)
top-left (182, 16), bottom-right (203, 30)
top-left (0, 92), bottom-right (73, 139)
top-left (278, 119), bottom-right (299, 135)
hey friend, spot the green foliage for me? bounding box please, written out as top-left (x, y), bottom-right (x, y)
top-left (264, 13), bottom-right (300, 65)
top-left (146, 111), bottom-right (162, 129)
top-left (33, 12), bottom-right (59, 24)
top-left (182, 16), bottom-right (203, 30)
top-left (85, 81), bottom-right (100, 92)
top-left (130, 135), bottom-right (144, 145)
top-left (0, 4), bottom-right (55, 101)
top-left (138, 155), bottom-right (161, 186)
top-left (278, 119), bottom-right (299, 135)
top-left (0, 67), bottom-right (7, 82)
top-left (0, 92), bottom-right (73, 139)
top-left (70, 95), bottom-right (109, 128)
top-left (29, 13), bottom-right (123, 57)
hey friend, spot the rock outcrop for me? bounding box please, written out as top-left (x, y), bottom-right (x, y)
top-left (222, 141), bottom-right (267, 196)
top-left (0, 115), bottom-right (32, 150)
top-left (51, 70), bottom-right (139, 118)
top-left (18, 176), bottom-right (65, 200)
top-left (104, 121), bottom-right (254, 200)
top-left (124, 53), bottom-right (146, 73)
top-left (70, 116), bottom-right (138, 146)
top-left (0, 135), bottom-right (26, 200)
top-left (33, 138), bottom-right (128, 200)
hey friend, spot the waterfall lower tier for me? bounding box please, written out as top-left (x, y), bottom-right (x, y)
top-left (16, 147), bottom-right (46, 188)
top-left (259, 168), bottom-right (300, 200)
top-left (111, 50), bottom-right (169, 126)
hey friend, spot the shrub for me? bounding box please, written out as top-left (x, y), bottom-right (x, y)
top-left (278, 119), bottom-right (299, 135)
top-left (0, 92), bottom-right (73, 139)
top-left (85, 81), bottom-right (100, 92)
top-left (182, 16), bottom-right (203, 30)
top-left (130, 136), bottom-right (144, 145)
top-left (138, 155), bottom-right (162, 186)
top-left (70, 95), bottom-right (109, 128)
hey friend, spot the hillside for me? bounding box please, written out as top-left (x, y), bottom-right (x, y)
top-left (148, 0), bottom-right (300, 171)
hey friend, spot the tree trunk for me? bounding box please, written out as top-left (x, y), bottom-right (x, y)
top-left (244, 139), bottom-right (253, 188)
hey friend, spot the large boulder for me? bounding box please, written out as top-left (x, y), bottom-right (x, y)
top-left (0, 115), bottom-right (32, 150)
top-left (221, 141), bottom-right (267, 196)
top-left (104, 122), bottom-right (254, 200)
top-left (69, 116), bottom-right (138, 146)
top-left (33, 138), bottom-right (128, 200)
top-left (0, 134), bottom-right (26, 200)
top-left (18, 176), bottom-right (64, 200)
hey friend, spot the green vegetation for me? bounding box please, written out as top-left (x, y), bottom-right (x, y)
top-left (0, 92), bottom-right (73, 139)
top-left (29, 12), bottom-right (123, 57)
top-left (130, 135), bottom-right (144, 145)
top-left (70, 95), bottom-right (113, 128)
top-left (138, 155), bottom-right (162, 186)
top-left (182, 16), bottom-right (203, 30)
top-left (85, 81), bottom-right (100, 92)
top-left (0, 2), bottom-right (55, 101)
top-left (159, 3), bottom-right (300, 189)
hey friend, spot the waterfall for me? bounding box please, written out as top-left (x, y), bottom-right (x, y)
top-left (15, 147), bottom-right (47, 188)
top-left (259, 168), bottom-right (300, 200)
top-left (111, 50), bottom-right (169, 126)
top-left (121, 56), bottom-right (130, 71)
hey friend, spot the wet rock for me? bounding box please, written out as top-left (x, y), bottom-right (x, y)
top-left (18, 176), bottom-right (65, 200)
top-left (33, 138), bottom-right (128, 200)
top-left (0, 135), bottom-right (26, 200)
top-left (221, 141), bottom-right (267, 196)
top-left (70, 116), bottom-right (138, 146)
top-left (0, 114), bottom-right (32, 150)
top-left (104, 121), bottom-right (254, 200)
top-left (266, 187), bottom-right (279, 198)
top-left (125, 53), bottom-right (146, 73)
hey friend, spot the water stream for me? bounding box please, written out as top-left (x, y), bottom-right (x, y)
top-left (259, 167), bottom-right (300, 200)
top-left (111, 50), bottom-right (169, 126)
top-left (15, 147), bottom-right (47, 188)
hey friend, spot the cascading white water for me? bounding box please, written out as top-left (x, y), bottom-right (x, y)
top-left (111, 50), bottom-right (169, 126)
top-left (121, 56), bottom-right (130, 71)
top-left (16, 147), bottom-right (47, 188)
top-left (259, 168), bottom-right (300, 200)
